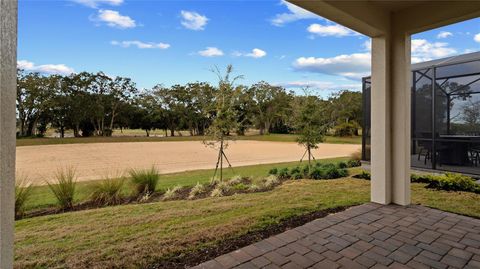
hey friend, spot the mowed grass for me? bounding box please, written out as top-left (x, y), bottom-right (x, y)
top-left (15, 173), bottom-right (480, 269)
top-left (25, 158), bottom-right (349, 212)
top-left (16, 134), bottom-right (361, 147)
top-left (411, 183), bottom-right (480, 218)
top-left (15, 178), bottom-right (371, 269)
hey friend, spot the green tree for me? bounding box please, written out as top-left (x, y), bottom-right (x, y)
top-left (294, 90), bottom-right (328, 171)
top-left (249, 81), bottom-right (293, 134)
top-left (204, 65), bottom-right (242, 181)
top-left (328, 90), bottom-right (362, 135)
top-left (16, 70), bottom-right (54, 137)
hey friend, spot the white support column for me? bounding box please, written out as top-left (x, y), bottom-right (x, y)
top-left (370, 24), bottom-right (411, 205)
top-left (0, 0), bottom-right (17, 268)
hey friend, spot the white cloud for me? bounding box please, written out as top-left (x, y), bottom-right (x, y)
top-left (111, 40), bottom-right (170, 49)
top-left (293, 38), bottom-right (457, 80)
top-left (307, 23), bottom-right (358, 37)
top-left (198, 47), bottom-right (224, 57)
top-left (411, 39), bottom-right (457, 63)
top-left (94, 9), bottom-right (136, 29)
top-left (180, 10), bottom-right (208, 31)
top-left (474, 33), bottom-right (480, 43)
top-left (73, 0), bottom-right (123, 8)
top-left (276, 81), bottom-right (361, 91)
top-left (270, 0), bottom-right (319, 26)
top-left (293, 53), bottom-right (371, 80)
top-left (17, 60), bottom-right (75, 75)
top-left (437, 31), bottom-right (453, 39)
top-left (233, 48), bottom-right (267, 58)
top-left (246, 48), bottom-right (267, 58)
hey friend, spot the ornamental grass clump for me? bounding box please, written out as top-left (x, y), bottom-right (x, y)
top-left (227, 175), bottom-right (251, 186)
top-left (163, 185), bottom-right (183, 201)
top-left (129, 167), bottom-right (160, 196)
top-left (211, 182), bottom-right (231, 197)
top-left (263, 175), bottom-right (280, 189)
top-left (15, 176), bottom-right (33, 219)
top-left (227, 175), bottom-right (243, 186)
top-left (188, 182), bottom-right (208, 200)
top-left (90, 177), bottom-right (125, 206)
top-left (47, 167), bottom-right (77, 210)
top-left (248, 184), bottom-right (265, 192)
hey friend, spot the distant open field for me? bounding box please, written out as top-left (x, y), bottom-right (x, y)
top-left (16, 133), bottom-right (362, 147)
top-left (17, 140), bottom-right (360, 185)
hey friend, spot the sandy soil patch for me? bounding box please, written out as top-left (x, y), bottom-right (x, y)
top-left (16, 141), bottom-right (360, 185)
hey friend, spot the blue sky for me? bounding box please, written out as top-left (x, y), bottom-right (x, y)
top-left (18, 0), bottom-right (480, 96)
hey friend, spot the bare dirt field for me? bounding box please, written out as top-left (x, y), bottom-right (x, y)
top-left (16, 141), bottom-right (360, 185)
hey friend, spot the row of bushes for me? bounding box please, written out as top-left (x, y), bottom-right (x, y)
top-left (268, 160), bottom-right (361, 180)
top-left (15, 167), bottom-right (288, 219)
top-left (15, 167), bottom-right (160, 219)
top-left (164, 175), bottom-right (283, 201)
top-left (354, 171), bottom-right (480, 194)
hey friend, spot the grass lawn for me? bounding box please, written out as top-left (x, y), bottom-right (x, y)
top-left (25, 158), bottom-right (349, 212)
top-left (16, 134), bottom-right (361, 147)
top-left (15, 172), bottom-right (480, 269)
top-left (16, 178), bottom-right (371, 269)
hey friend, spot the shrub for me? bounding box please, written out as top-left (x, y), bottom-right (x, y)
top-left (210, 188), bottom-right (224, 197)
top-left (90, 178), bottom-right (124, 206)
top-left (129, 167), bottom-right (160, 195)
top-left (426, 173), bottom-right (480, 193)
top-left (15, 177), bottom-right (33, 219)
top-left (354, 171), bottom-right (371, 180)
top-left (211, 182), bottom-right (231, 197)
top-left (47, 167), bottom-right (77, 210)
top-left (277, 168), bottom-right (290, 180)
top-left (309, 165), bottom-right (348, 180)
top-left (188, 182), bottom-right (208, 200)
top-left (263, 175), bottom-right (280, 189)
top-left (291, 171), bottom-right (303, 180)
top-left (228, 175), bottom-right (243, 186)
top-left (228, 175), bottom-right (251, 186)
top-left (231, 183), bottom-right (249, 192)
top-left (333, 122), bottom-right (359, 137)
top-left (322, 163), bottom-right (336, 169)
top-left (302, 165), bottom-right (311, 175)
top-left (248, 184), bottom-right (263, 192)
top-left (268, 168), bottom-right (278, 175)
top-left (410, 174), bottom-right (434, 183)
top-left (163, 185), bottom-right (183, 201)
top-left (347, 159), bottom-right (362, 168)
top-left (291, 166), bottom-right (301, 174)
top-left (309, 166), bottom-right (326, 180)
top-left (337, 161), bottom-right (348, 169)
top-left (326, 167), bottom-right (348, 178)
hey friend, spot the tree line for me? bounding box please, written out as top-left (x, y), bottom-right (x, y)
top-left (16, 69), bottom-right (362, 138)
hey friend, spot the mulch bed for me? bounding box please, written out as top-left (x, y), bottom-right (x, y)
top-left (148, 205), bottom-right (354, 269)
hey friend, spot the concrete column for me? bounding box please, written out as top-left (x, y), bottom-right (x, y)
top-left (0, 0), bottom-right (17, 268)
top-left (370, 25), bottom-right (411, 205)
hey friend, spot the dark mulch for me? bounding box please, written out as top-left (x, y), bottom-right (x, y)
top-left (148, 205), bottom-right (354, 269)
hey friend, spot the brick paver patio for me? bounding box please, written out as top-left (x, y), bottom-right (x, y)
top-left (192, 203), bottom-right (480, 269)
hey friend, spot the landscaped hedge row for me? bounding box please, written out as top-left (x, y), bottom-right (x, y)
top-left (268, 160), bottom-right (360, 180)
top-left (15, 169), bottom-right (288, 220)
top-left (354, 171), bottom-right (480, 194)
